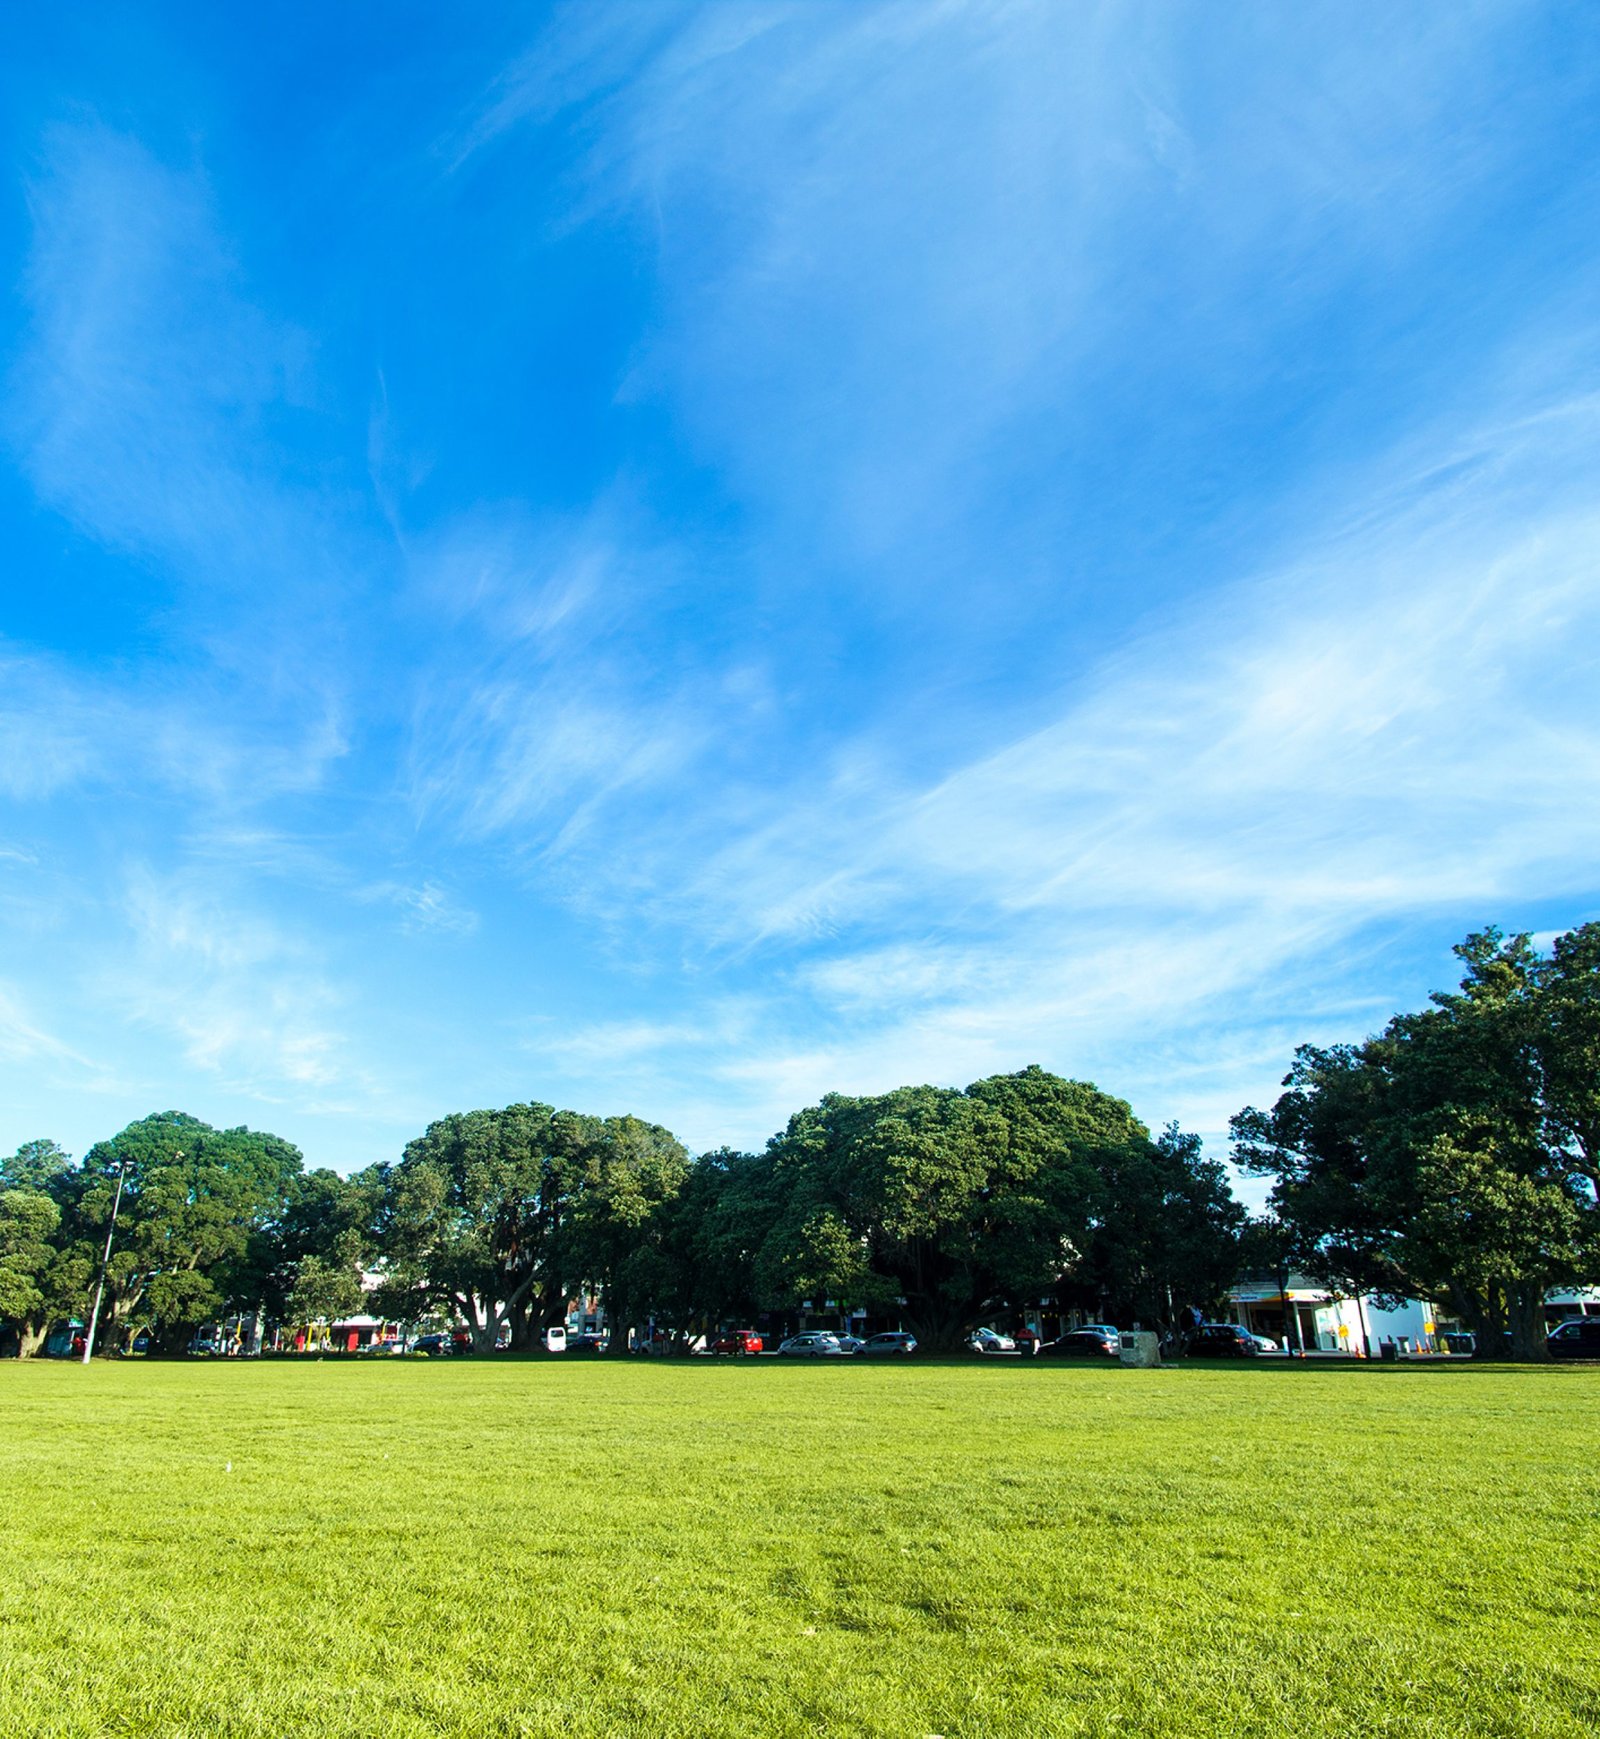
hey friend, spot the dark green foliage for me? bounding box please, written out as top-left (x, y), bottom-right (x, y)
top-left (1067, 1122), bottom-right (1246, 1327)
top-left (0, 1139), bottom-right (73, 1194)
top-left (645, 1147), bottom-right (785, 1332)
top-left (242, 1164), bottom-right (387, 1342)
top-left (564, 1114), bottom-right (691, 1346)
top-left (746, 1067), bottom-right (1230, 1349)
top-left (283, 1240), bottom-right (367, 1329)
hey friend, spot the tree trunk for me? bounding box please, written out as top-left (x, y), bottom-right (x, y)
top-left (1456, 1284), bottom-right (1512, 1360)
top-left (463, 1296), bottom-right (498, 1354)
top-left (904, 1296), bottom-right (976, 1353)
top-left (1506, 1282), bottom-right (1551, 1362)
top-left (18, 1319), bottom-right (49, 1358)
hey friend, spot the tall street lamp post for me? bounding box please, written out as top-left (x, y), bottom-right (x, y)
top-left (81, 1152), bottom-right (132, 1365)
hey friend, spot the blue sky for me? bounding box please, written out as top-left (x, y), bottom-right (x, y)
top-left (3, 3), bottom-right (1599, 1186)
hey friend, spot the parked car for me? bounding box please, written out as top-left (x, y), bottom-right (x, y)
top-left (777, 1332), bottom-right (845, 1358)
top-left (711, 1329), bottom-right (764, 1355)
top-left (1184, 1323), bottom-right (1260, 1358)
top-left (1040, 1329), bottom-right (1120, 1360)
top-left (967, 1328), bottom-right (1016, 1354)
top-left (544, 1326), bottom-right (568, 1353)
top-left (412, 1333), bottom-right (454, 1357)
top-left (835, 1334), bottom-right (867, 1355)
top-left (858, 1331), bottom-right (918, 1356)
top-left (186, 1337), bottom-right (219, 1357)
top-left (1247, 1333), bottom-right (1279, 1352)
top-left (1547, 1318), bottom-right (1600, 1359)
top-left (572, 1332), bottom-right (609, 1354)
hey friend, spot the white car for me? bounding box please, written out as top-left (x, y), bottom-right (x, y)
top-left (967, 1328), bottom-right (1016, 1354)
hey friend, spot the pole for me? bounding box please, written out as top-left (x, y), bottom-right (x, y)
top-left (1354, 1291), bottom-right (1373, 1361)
top-left (1279, 1261), bottom-right (1305, 1358)
top-left (82, 1155), bottom-right (129, 1365)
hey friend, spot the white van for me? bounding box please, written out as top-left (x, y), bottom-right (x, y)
top-left (544, 1325), bottom-right (568, 1354)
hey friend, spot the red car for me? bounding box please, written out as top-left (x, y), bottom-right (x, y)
top-left (711, 1329), bottom-right (764, 1355)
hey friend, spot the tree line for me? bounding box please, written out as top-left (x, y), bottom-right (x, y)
top-left (2, 926), bottom-right (1596, 1361)
top-left (0, 1071), bottom-right (1241, 1357)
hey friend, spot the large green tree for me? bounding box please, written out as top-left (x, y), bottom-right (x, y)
top-left (1535, 923), bottom-right (1600, 1196)
top-left (1233, 928), bottom-right (1599, 1360)
top-left (634, 1147), bottom-right (783, 1338)
top-left (0, 1187), bottom-right (62, 1352)
top-left (251, 1165), bottom-right (384, 1328)
top-left (375, 1103), bottom-right (593, 1351)
top-left (70, 1113), bottom-right (305, 1352)
top-left (0, 1141), bottom-right (92, 1356)
top-left (754, 1067), bottom-right (1184, 1350)
top-left (1065, 1123), bottom-right (1246, 1329)
top-left (284, 1236), bottom-right (368, 1337)
top-left (566, 1114), bottom-right (691, 1350)
top-left (1, 1139), bottom-right (74, 1194)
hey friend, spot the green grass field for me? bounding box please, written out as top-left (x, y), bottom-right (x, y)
top-left (2, 1359), bottom-right (1596, 1738)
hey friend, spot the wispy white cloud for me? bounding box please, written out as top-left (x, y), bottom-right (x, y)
top-left (13, 128), bottom-right (318, 586)
top-left (666, 396), bottom-right (1600, 929)
top-left (0, 982), bottom-right (97, 1070)
top-left (512, 390), bottom-right (1600, 1150)
top-left (7, 123), bottom-right (362, 775)
top-left (405, 501), bottom-right (640, 645)
top-left (108, 868), bottom-right (356, 1095)
top-left (456, 3), bottom-right (1527, 585)
top-left (409, 680), bottom-right (707, 854)
top-left (0, 640), bottom-right (344, 807)
top-left (359, 878), bottom-right (478, 937)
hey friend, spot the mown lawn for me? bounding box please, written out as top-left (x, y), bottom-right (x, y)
top-left (1, 1358), bottom-right (1596, 1739)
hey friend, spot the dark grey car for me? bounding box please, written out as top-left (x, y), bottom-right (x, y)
top-left (859, 1332), bottom-right (918, 1355)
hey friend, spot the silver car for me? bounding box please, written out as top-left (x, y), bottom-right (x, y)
top-left (777, 1331), bottom-right (846, 1358)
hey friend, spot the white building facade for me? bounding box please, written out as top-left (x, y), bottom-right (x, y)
top-left (1226, 1277), bottom-right (1600, 1355)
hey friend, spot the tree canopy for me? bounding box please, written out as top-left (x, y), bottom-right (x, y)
top-left (1233, 927), bottom-right (1600, 1360)
top-left (71, 1113), bottom-right (306, 1351)
top-left (739, 1067), bottom-right (1232, 1350)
